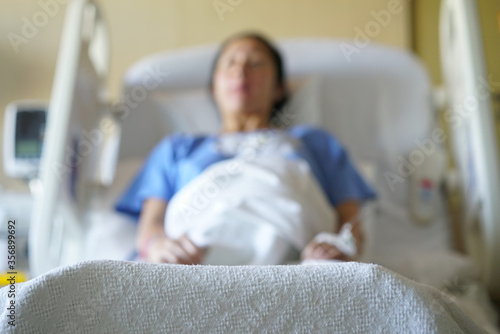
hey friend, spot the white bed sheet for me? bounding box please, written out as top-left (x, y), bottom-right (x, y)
top-left (82, 159), bottom-right (141, 261)
top-left (85, 157), bottom-right (498, 332)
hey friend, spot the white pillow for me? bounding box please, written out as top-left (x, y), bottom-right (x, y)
top-left (153, 90), bottom-right (221, 134)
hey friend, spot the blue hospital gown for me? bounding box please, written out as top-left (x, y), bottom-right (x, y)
top-left (115, 125), bottom-right (376, 220)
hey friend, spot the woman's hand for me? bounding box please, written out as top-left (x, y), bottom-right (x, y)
top-left (137, 199), bottom-right (204, 264)
top-left (301, 240), bottom-right (353, 262)
top-left (301, 201), bottom-right (364, 262)
top-left (147, 234), bottom-right (204, 265)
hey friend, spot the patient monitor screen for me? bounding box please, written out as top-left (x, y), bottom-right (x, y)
top-left (15, 110), bottom-right (46, 159)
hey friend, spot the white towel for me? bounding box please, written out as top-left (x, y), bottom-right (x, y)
top-left (0, 260), bottom-right (482, 333)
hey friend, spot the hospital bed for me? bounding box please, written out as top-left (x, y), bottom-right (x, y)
top-left (2, 0), bottom-right (500, 332)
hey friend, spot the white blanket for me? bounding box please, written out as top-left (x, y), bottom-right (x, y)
top-left (0, 260), bottom-right (482, 333)
top-left (165, 136), bottom-right (335, 265)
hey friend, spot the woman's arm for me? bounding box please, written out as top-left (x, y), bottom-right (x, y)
top-left (336, 200), bottom-right (364, 255)
top-left (301, 200), bottom-right (364, 261)
top-left (137, 198), bottom-right (204, 264)
top-left (137, 198), bottom-right (168, 250)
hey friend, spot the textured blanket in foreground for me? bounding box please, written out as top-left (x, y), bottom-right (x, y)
top-left (0, 260), bottom-right (482, 333)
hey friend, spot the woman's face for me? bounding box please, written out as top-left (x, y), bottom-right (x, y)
top-left (212, 37), bottom-right (283, 122)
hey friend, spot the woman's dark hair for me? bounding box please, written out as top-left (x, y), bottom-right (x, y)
top-left (208, 32), bottom-right (289, 126)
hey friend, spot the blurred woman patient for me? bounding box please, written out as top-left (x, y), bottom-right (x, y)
top-left (115, 32), bottom-right (375, 265)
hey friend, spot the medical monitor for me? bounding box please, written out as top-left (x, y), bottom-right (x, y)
top-left (3, 102), bottom-right (47, 179)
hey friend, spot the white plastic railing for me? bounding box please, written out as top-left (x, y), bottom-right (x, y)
top-left (29, 0), bottom-right (109, 277)
top-left (440, 0), bottom-right (500, 299)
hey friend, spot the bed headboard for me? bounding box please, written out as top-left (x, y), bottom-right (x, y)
top-left (119, 39), bottom-right (434, 168)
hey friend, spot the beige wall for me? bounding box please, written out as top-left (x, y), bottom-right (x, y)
top-left (478, 0), bottom-right (500, 87)
top-left (413, 0), bottom-right (441, 85)
top-left (97, 0), bottom-right (412, 99)
top-left (0, 0), bottom-right (412, 190)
